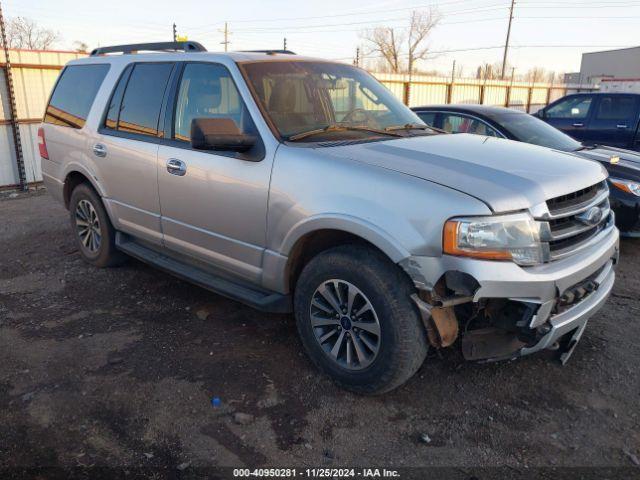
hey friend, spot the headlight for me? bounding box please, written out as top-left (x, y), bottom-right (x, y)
top-left (609, 178), bottom-right (640, 196)
top-left (443, 213), bottom-right (543, 266)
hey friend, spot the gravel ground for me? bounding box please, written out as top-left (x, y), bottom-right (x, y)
top-left (1, 190), bottom-right (639, 477)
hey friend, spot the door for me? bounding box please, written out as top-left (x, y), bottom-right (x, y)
top-left (543, 94), bottom-right (594, 142)
top-left (157, 62), bottom-right (272, 283)
top-left (91, 62), bottom-right (175, 245)
top-left (586, 95), bottom-right (640, 148)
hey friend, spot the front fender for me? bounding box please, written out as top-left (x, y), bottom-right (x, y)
top-left (280, 213), bottom-right (411, 263)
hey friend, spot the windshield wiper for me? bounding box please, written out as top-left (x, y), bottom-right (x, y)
top-left (288, 124), bottom-right (403, 142)
top-left (385, 123), bottom-right (448, 134)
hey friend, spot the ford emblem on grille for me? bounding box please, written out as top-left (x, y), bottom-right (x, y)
top-left (577, 206), bottom-right (603, 226)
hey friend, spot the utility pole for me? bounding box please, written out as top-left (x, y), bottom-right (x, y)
top-left (172, 23), bottom-right (177, 42)
top-left (283, 37), bottom-right (287, 51)
top-left (0, 0), bottom-right (27, 191)
top-left (220, 22), bottom-right (231, 52)
top-left (354, 47), bottom-right (360, 67)
top-left (451, 60), bottom-right (456, 82)
top-left (501, 0), bottom-right (515, 79)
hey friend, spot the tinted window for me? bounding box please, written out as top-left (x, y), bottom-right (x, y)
top-left (595, 96), bottom-right (638, 121)
top-left (415, 111), bottom-right (436, 126)
top-left (45, 64), bottom-right (109, 128)
top-left (174, 63), bottom-right (252, 142)
top-left (104, 65), bottom-right (132, 129)
top-left (441, 113), bottom-right (500, 137)
top-left (117, 63), bottom-right (173, 137)
top-left (494, 112), bottom-right (581, 151)
top-left (546, 96), bottom-right (592, 119)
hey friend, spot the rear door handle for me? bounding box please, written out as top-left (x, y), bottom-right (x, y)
top-left (617, 124), bottom-right (628, 129)
top-left (92, 143), bottom-right (107, 157)
top-left (572, 123), bottom-right (584, 127)
top-left (166, 158), bottom-right (187, 176)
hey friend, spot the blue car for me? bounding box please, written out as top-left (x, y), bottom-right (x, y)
top-left (411, 104), bottom-right (640, 236)
top-left (534, 93), bottom-right (640, 151)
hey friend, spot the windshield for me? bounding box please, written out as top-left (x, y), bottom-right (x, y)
top-left (496, 112), bottom-right (581, 151)
top-left (240, 61), bottom-right (425, 140)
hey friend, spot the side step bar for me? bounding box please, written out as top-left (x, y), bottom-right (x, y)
top-left (115, 233), bottom-right (292, 313)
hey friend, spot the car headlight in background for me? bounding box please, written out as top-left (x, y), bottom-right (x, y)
top-left (609, 178), bottom-right (640, 196)
top-left (443, 213), bottom-right (543, 266)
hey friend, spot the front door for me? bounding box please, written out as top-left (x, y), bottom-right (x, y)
top-left (157, 62), bottom-right (272, 283)
top-left (543, 94), bottom-right (594, 142)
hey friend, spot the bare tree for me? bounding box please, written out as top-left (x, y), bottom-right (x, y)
top-left (406, 10), bottom-right (440, 77)
top-left (6, 17), bottom-right (59, 50)
top-left (360, 9), bottom-right (439, 74)
top-left (523, 67), bottom-right (558, 84)
top-left (361, 26), bottom-right (404, 73)
top-left (73, 40), bottom-right (89, 53)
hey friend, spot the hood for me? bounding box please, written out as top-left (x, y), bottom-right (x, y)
top-left (575, 146), bottom-right (640, 181)
top-left (322, 134), bottom-right (608, 213)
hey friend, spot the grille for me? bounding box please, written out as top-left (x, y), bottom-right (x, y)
top-left (537, 181), bottom-right (613, 261)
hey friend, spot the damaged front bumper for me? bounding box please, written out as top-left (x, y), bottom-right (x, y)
top-left (403, 224), bottom-right (619, 363)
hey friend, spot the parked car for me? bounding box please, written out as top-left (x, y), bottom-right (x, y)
top-left (533, 93), bottom-right (640, 151)
top-left (411, 104), bottom-right (640, 236)
top-left (40, 42), bottom-right (619, 394)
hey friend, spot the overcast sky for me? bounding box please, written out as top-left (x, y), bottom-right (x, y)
top-left (5, 0), bottom-right (640, 77)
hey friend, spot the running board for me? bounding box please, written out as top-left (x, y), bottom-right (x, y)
top-left (115, 233), bottom-right (292, 313)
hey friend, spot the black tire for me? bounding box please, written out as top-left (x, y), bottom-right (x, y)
top-left (69, 183), bottom-right (126, 268)
top-left (294, 245), bottom-right (428, 394)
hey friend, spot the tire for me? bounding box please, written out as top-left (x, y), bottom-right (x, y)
top-left (294, 245), bottom-right (428, 394)
top-left (69, 183), bottom-right (125, 268)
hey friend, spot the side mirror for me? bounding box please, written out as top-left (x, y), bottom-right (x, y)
top-left (190, 117), bottom-right (256, 152)
top-left (534, 108), bottom-right (545, 119)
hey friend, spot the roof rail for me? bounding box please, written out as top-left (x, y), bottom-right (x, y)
top-left (90, 41), bottom-right (207, 56)
top-left (240, 49), bottom-right (296, 55)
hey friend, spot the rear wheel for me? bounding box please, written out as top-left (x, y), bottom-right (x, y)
top-left (69, 183), bottom-right (125, 267)
top-left (294, 245), bottom-right (428, 394)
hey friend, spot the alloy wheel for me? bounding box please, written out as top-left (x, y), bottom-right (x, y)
top-left (75, 199), bottom-right (101, 253)
top-left (309, 279), bottom-right (381, 370)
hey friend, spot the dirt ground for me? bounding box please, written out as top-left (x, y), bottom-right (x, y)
top-left (1, 190), bottom-right (639, 477)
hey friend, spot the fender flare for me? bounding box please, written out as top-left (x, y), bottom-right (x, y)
top-left (279, 214), bottom-right (411, 263)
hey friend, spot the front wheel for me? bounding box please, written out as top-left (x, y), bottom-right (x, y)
top-left (294, 245), bottom-right (428, 394)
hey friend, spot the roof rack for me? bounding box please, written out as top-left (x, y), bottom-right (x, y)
top-left (240, 49), bottom-right (296, 55)
top-left (90, 41), bottom-right (207, 56)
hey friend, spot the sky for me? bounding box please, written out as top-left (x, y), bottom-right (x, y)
top-left (5, 0), bottom-right (640, 78)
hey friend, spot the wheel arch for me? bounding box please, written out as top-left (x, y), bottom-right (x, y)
top-left (281, 216), bottom-right (412, 293)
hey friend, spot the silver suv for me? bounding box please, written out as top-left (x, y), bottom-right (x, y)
top-left (40, 42), bottom-right (619, 394)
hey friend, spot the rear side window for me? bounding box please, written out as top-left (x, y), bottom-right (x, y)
top-left (115, 63), bottom-right (174, 137)
top-left (595, 96), bottom-right (638, 121)
top-left (45, 64), bottom-right (109, 128)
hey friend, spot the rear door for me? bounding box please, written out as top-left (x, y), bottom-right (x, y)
top-left (90, 62), bottom-right (176, 245)
top-left (543, 94), bottom-right (595, 142)
top-left (586, 95), bottom-right (640, 148)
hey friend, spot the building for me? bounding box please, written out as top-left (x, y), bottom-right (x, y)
top-left (577, 46), bottom-right (640, 84)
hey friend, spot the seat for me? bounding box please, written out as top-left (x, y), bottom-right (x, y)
top-left (267, 79), bottom-right (309, 135)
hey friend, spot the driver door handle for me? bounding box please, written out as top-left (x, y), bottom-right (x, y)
top-left (572, 123), bottom-right (584, 127)
top-left (166, 158), bottom-right (187, 176)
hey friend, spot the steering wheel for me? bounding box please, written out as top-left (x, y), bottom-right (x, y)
top-left (341, 108), bottom-right (374, 125)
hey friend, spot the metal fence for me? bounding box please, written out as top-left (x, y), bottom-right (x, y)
top-left (0, 49), bottom-right (598, 189)
top-left (0, 49), bottom-right (85, 189)
top-left (373, 72), bottom-right (598, 112)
